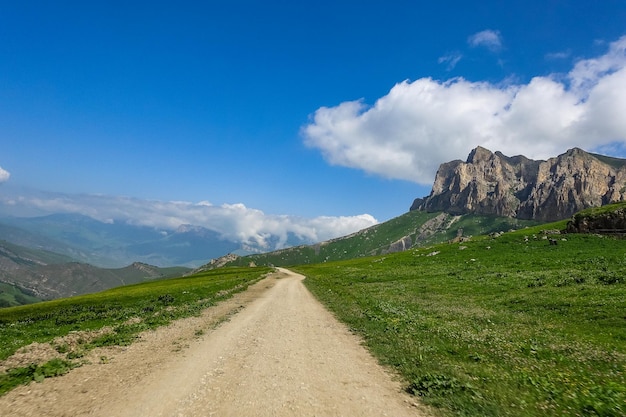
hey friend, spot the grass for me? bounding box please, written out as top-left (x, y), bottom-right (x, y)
top-left (0, 266), bottom-right (271, 395)
top-left (223, 211), bottom-right (538, 268)
top-left (0, 359), bottom-right (77, 395)
top-left (572, 201), bottom-right (626, 219)
top-left (0, 282), bottom-right (41, 308)
top-left (294, 224), bottom-right (626, 416)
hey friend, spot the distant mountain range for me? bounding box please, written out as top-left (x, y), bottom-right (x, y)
top-left (0, 238), bottom-right (189, 304)
top-left (0, 213), bottom-right (316, 304)
top-left (0, 213), bottom-right (258, 268)
top-left (411, 146), bottom-right (626, 221)
top-left (3, 146), bottom-right (625, 305)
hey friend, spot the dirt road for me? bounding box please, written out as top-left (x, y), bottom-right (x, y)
top-left (1, 268), bottom-right (427, 416)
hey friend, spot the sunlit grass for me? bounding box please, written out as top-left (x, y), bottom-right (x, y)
top-left (295, 225), bottom-right (626, 416)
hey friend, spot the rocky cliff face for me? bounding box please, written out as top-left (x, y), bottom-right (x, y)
top-left (412, 146), bottom-right (626, 222)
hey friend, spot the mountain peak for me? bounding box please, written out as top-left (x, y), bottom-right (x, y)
top-left (562, 147), bottom-right (589, 158)
top-left (466, 146), bottom-right (494, 163)
top-left (412, 147), bottom-right (626, 221)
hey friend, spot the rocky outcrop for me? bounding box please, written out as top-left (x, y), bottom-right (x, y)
top-left (189, 253), bottom-right (241, 274)
top-left (380, 212), bottom-right (455, 255)
top-left (412, 146), bottom-right (626, 222)
top-left (566, 203), bottom-right (626, 233)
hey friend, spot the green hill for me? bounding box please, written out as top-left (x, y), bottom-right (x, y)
top-left (566, 201), bottom-right (626, 234)
top-left (293, 220), bottom-right (626, 416)
top-left (0, 282), bottom-right (41, 308)
top-left (209, 211), bottom-right (539, 268)
top-left (1, 208), bottom-right (625, 415)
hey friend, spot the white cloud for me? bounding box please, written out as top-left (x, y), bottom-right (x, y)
top-left (303, 36), bottom-right (626, 185)
top-left (468, 29), bottom-right (502, 51)
top-left (438, 52), bottom-right (463, 71)
top-left (568, 36), bottom-right (626, 94)
top-left (0, 191), bottom-right (378, 250)
top-left (0, 166), bottom-right (10, 183)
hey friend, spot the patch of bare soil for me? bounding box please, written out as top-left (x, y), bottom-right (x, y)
top-left (0, 327), bottom-right (114, 373)
top-left (0, 268), bottom-right (428, 417)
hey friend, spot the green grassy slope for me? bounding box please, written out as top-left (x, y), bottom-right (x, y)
top-left (294, 223), bottom-right (626, 417)
top-left (29, 262), bottom-right (192, 299)
top-left (220, 211), bottom-right (539, 268)
top-left (571, 201), bottom-right (626, 220)
top-left (0, 283), bottom-right (41, 308)
top-left (0, 240), bottom-right (75, 266)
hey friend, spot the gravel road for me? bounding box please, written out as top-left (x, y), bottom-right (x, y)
top-left (0, 268), bottom-right (427, 417)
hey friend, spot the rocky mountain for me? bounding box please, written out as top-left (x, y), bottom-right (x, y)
top-left (412, 146), bottom-right (626, 222)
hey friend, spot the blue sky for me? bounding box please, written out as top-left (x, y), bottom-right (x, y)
top-left (2, 1), bottom-right (626, 247)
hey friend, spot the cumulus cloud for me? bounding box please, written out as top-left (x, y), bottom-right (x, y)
top-left (0, 166), bottom-right (10, 183)
top-left (468, 29), bottom-right (503, 51)
top-left (303, 36), bottom-right (626, 185)
top-left (0, 191), bottom-right (378, 250)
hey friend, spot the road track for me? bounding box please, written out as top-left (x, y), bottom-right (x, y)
top-left (0, 268), bottom-right (427, 417)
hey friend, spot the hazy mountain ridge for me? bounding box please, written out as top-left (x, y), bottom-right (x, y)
top-left (412, 146), bottom-right (626, 221)
top-left (0, 214), bottom-right (265, 268)
top-left (0, 239), bottom-right (190, 301)
top-left (0, 214), bottom-right (317, 302)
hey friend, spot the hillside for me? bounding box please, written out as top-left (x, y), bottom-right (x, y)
top-left (197, 147), bottom-right (626, 272)
top-left (0, 282), bottom-right (41, 308)
top-left (198, 210), bottom-right (539, 270)
top-left (294, 221), bottom-right (626, 416)
top-left (1, 218), bottom-right (625, 416)
top-left (566, 201), bottom-right (626, 233)
top-left (0, 239), bottom-right (190, 302)
top-left (0, 240), bottom-right (75, 305)
top-left (412, 146), bottom-right (626, 221)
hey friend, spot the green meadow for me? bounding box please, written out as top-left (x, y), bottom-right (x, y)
top-left (2, 215), bottom-right (626, 416)
top-left (0, 267), bottom-right (271, 395)
top-left (295, 224), bottom-right (626, 416)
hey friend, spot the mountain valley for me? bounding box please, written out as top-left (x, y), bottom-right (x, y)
top-left (1, 147), bottom-right (626, 416)
top-left (3, 146), bottom-right (626, 302)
